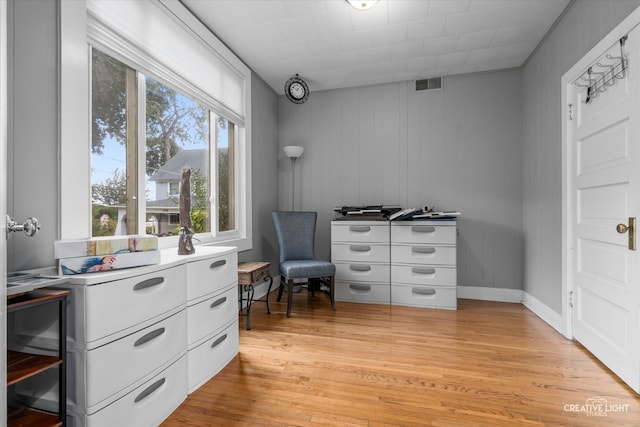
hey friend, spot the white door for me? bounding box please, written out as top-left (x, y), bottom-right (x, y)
top-left (0, 0), bottom-right (8, 422)
top-left (570, 27), bottom-right (640, 392)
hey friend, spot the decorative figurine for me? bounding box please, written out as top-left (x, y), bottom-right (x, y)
top-left (178, 167), bottom-right (195, 255)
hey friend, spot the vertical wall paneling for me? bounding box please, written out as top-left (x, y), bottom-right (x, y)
top-left (7, 0), bottom-right (58, 271)
top-left (278, 71), bottom-right (523, 290)
top-left (237, 74), bottom-right (279, 270)
top-left (522, 0), bottom-right (640, 314)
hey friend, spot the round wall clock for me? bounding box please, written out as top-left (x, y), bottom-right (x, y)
top-left (285, 75), bottom-right (310, 104)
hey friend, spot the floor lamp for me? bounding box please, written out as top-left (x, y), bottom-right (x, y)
top-left (284, 145), bottom-right (304, 211)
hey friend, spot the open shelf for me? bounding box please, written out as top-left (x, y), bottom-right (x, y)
top-left (8, 405), bottom-right (62, 427)
top-left (7, 350), bottom-right (62, 386)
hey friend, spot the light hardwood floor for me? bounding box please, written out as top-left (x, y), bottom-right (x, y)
top-left (162, 293), bottom-right (640, 426)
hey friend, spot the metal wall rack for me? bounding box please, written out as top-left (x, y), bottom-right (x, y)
top-left (574, 35), bottom-right (628, 103)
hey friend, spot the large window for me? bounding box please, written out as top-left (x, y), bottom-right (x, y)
top-left (90, 48), bottom-right (236, 238)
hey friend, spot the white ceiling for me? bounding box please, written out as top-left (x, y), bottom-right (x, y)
top-left (181, 0), bottom-right (571, 95)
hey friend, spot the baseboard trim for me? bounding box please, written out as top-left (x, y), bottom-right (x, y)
top-left (457, 286), bottom-right (523, 303)
top-left (522, 292), bottom-right (566, 336)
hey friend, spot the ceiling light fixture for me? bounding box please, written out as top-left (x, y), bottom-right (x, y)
top-left (346, 0), bottom-right (378, 11)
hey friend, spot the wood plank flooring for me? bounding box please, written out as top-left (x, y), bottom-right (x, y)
top-left (162, 293), bottom-right (640, 426)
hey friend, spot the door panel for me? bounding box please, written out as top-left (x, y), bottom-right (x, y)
top-left (571, 28), bottom-right (640, 392)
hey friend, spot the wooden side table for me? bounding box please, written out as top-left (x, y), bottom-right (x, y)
top-left (238, 262), bottom-right (273, 330)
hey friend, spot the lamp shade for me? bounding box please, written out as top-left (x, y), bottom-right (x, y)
top-left (347, 0), bottom-right (378, 11)
top-left (284, 145), bottom-right (304, 158)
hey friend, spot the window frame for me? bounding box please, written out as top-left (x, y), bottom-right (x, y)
top-left (60, 0), bottom-right (252, 251)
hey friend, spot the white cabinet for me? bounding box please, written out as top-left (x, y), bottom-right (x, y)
top-left (57, 246), bottom-right (237, 426)
top-left (331, 220), bottom-right (458, 310)
top-left (331, 221), bottom-right (390, 304)
top-left (185, 250), bottom-right (239, 392)
top-left (391, 221), bottom-right (457, 309)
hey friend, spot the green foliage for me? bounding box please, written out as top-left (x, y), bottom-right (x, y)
top-left (91, 169), bottom-right (127, 206)
top-left (91, 205), bottom-right (119, 237)
top-left (91, 49), bottom-right (127, 154)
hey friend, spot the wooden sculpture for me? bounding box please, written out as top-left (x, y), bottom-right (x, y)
top-left (178, 167), bottom-right (195, 255)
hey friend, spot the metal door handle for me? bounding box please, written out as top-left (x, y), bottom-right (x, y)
top-left (6, 215), bottom-right (40, 239)
top-left (616, 217), bottom-right (636, 250)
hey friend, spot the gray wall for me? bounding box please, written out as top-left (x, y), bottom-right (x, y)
top-left (522, 0), bottom-right (640, 314)
top-left (7, 0), bottom-right (58, 272)
top-left (278, 70), bottom-right (523, 291)
top-left (238, 73), bottom-right (279, 268)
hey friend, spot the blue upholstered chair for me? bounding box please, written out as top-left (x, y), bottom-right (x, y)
top-left (272, 211), bottom-right (336, 317)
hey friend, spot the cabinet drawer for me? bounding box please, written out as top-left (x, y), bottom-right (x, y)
top-left (187, 285), bottom-right (237, 347)
top-left (331, 223), bottom-right (389, 243)
top-left (84, 355), bottom-right (187, 427)
top-left (391, 245), bottom-right (456, 265)
top-left (85, 264), bottom-right (186, 344)
top-left (335, 281), bottom-right (390, 304)
top-left (391, 265), bottom-right (456, 286)
top-left (86, 310), bottom-right (186, 409)
top-left (391, 284), bottom-right (457, 309)
top-left (331, 243), bottom-right (389, 263)
top-left (335, 262), bottom-right (390, 283)
top-left (188, 319), bottom-right (239, 393)
top-left (391, 224), bottom-right (456, 244)
top-left (187, 252), bottom-right (238, 302)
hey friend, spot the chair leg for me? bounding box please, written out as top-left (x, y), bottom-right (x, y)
top-left (329, 275), bottom-right (336, 311)
top-left (276, 275), bottom-right (285, 302)
top-left (265, 275), bottom-right (273, 314)
top-left (286, 278), bottom-right (294, 318)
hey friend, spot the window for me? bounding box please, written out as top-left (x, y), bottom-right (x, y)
top-left (60, 0), bottom-right (252, 250)
top-left (168, 182), bottom-right (179, 197)
top-left (90, 48), bottom-right (236, 239)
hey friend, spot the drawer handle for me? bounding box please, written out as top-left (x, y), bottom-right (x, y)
top-left (412, 267), bottom-right (436, 275)
top-left (350, 244), bottom-right (371, 252)
top-left (211, 296), bottom-right (227, 308)
top-left (349, 225), bottom-right (371, 232)
top-left (210, 259), bottom-right (227, 269)
top-left (134, 378), bottom-right (166, 403)
top-left (349, 283), bottom-right (371, 292)
top-left (412, 288), bottom-right (436, 296)
top-left (133, 277), bottom-right (164, 291)
top-left (211, 333), bottom-right (228, 348)
top-left (412, 247), bottom-right (435, 254)
top-left (350, 264), bottom-right (371, 272)
top-left (134, 327), bottom-right (165, 347)
top-left (411, 226), bottom-right (435, 233)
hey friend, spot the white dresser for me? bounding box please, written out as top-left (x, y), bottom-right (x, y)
top-left (56, 246), bottom-right (237, 426)
top-left (331, 221), bottom-right (390, 304)
top-left (185, 250), bottom-right (239, 393)
top-left (391, 220), bottom-right (457, 309)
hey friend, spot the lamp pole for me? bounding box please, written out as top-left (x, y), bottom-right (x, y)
top-left (284, 146), bottom-right (304, 211)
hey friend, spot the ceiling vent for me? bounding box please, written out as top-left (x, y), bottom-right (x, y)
top-left (416, 77), bottom-right (442, 91)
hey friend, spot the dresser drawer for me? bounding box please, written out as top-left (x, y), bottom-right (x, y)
top-left (188, 319), bottom-right (239, 392)
top-left (331, 243), bottom-right (389, 263)
top-left (331, 223), bottom-right (389, 243)
top-left (335, 262), bottom-right (390, 283)
top-left (86, 309), bottom-right (186, 409)
top-left (85, 264), bottom-right (186, 344)
top-left (187, 285), bottom-right (237, 347)
top-left (391, 245), bottom-right (456, 265)
top-left (391, 265), bottom-right (456, 286)
top-left (391, 284), bottom-right (456, 309)
top-left (335, 281), bottom-right (390, 304)
top-left (84, 355), bottom-right (187, 427)
top-left (187, 251), bottom-right (238, 302)
top-left (391, 223), bottom-right (456, 244)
